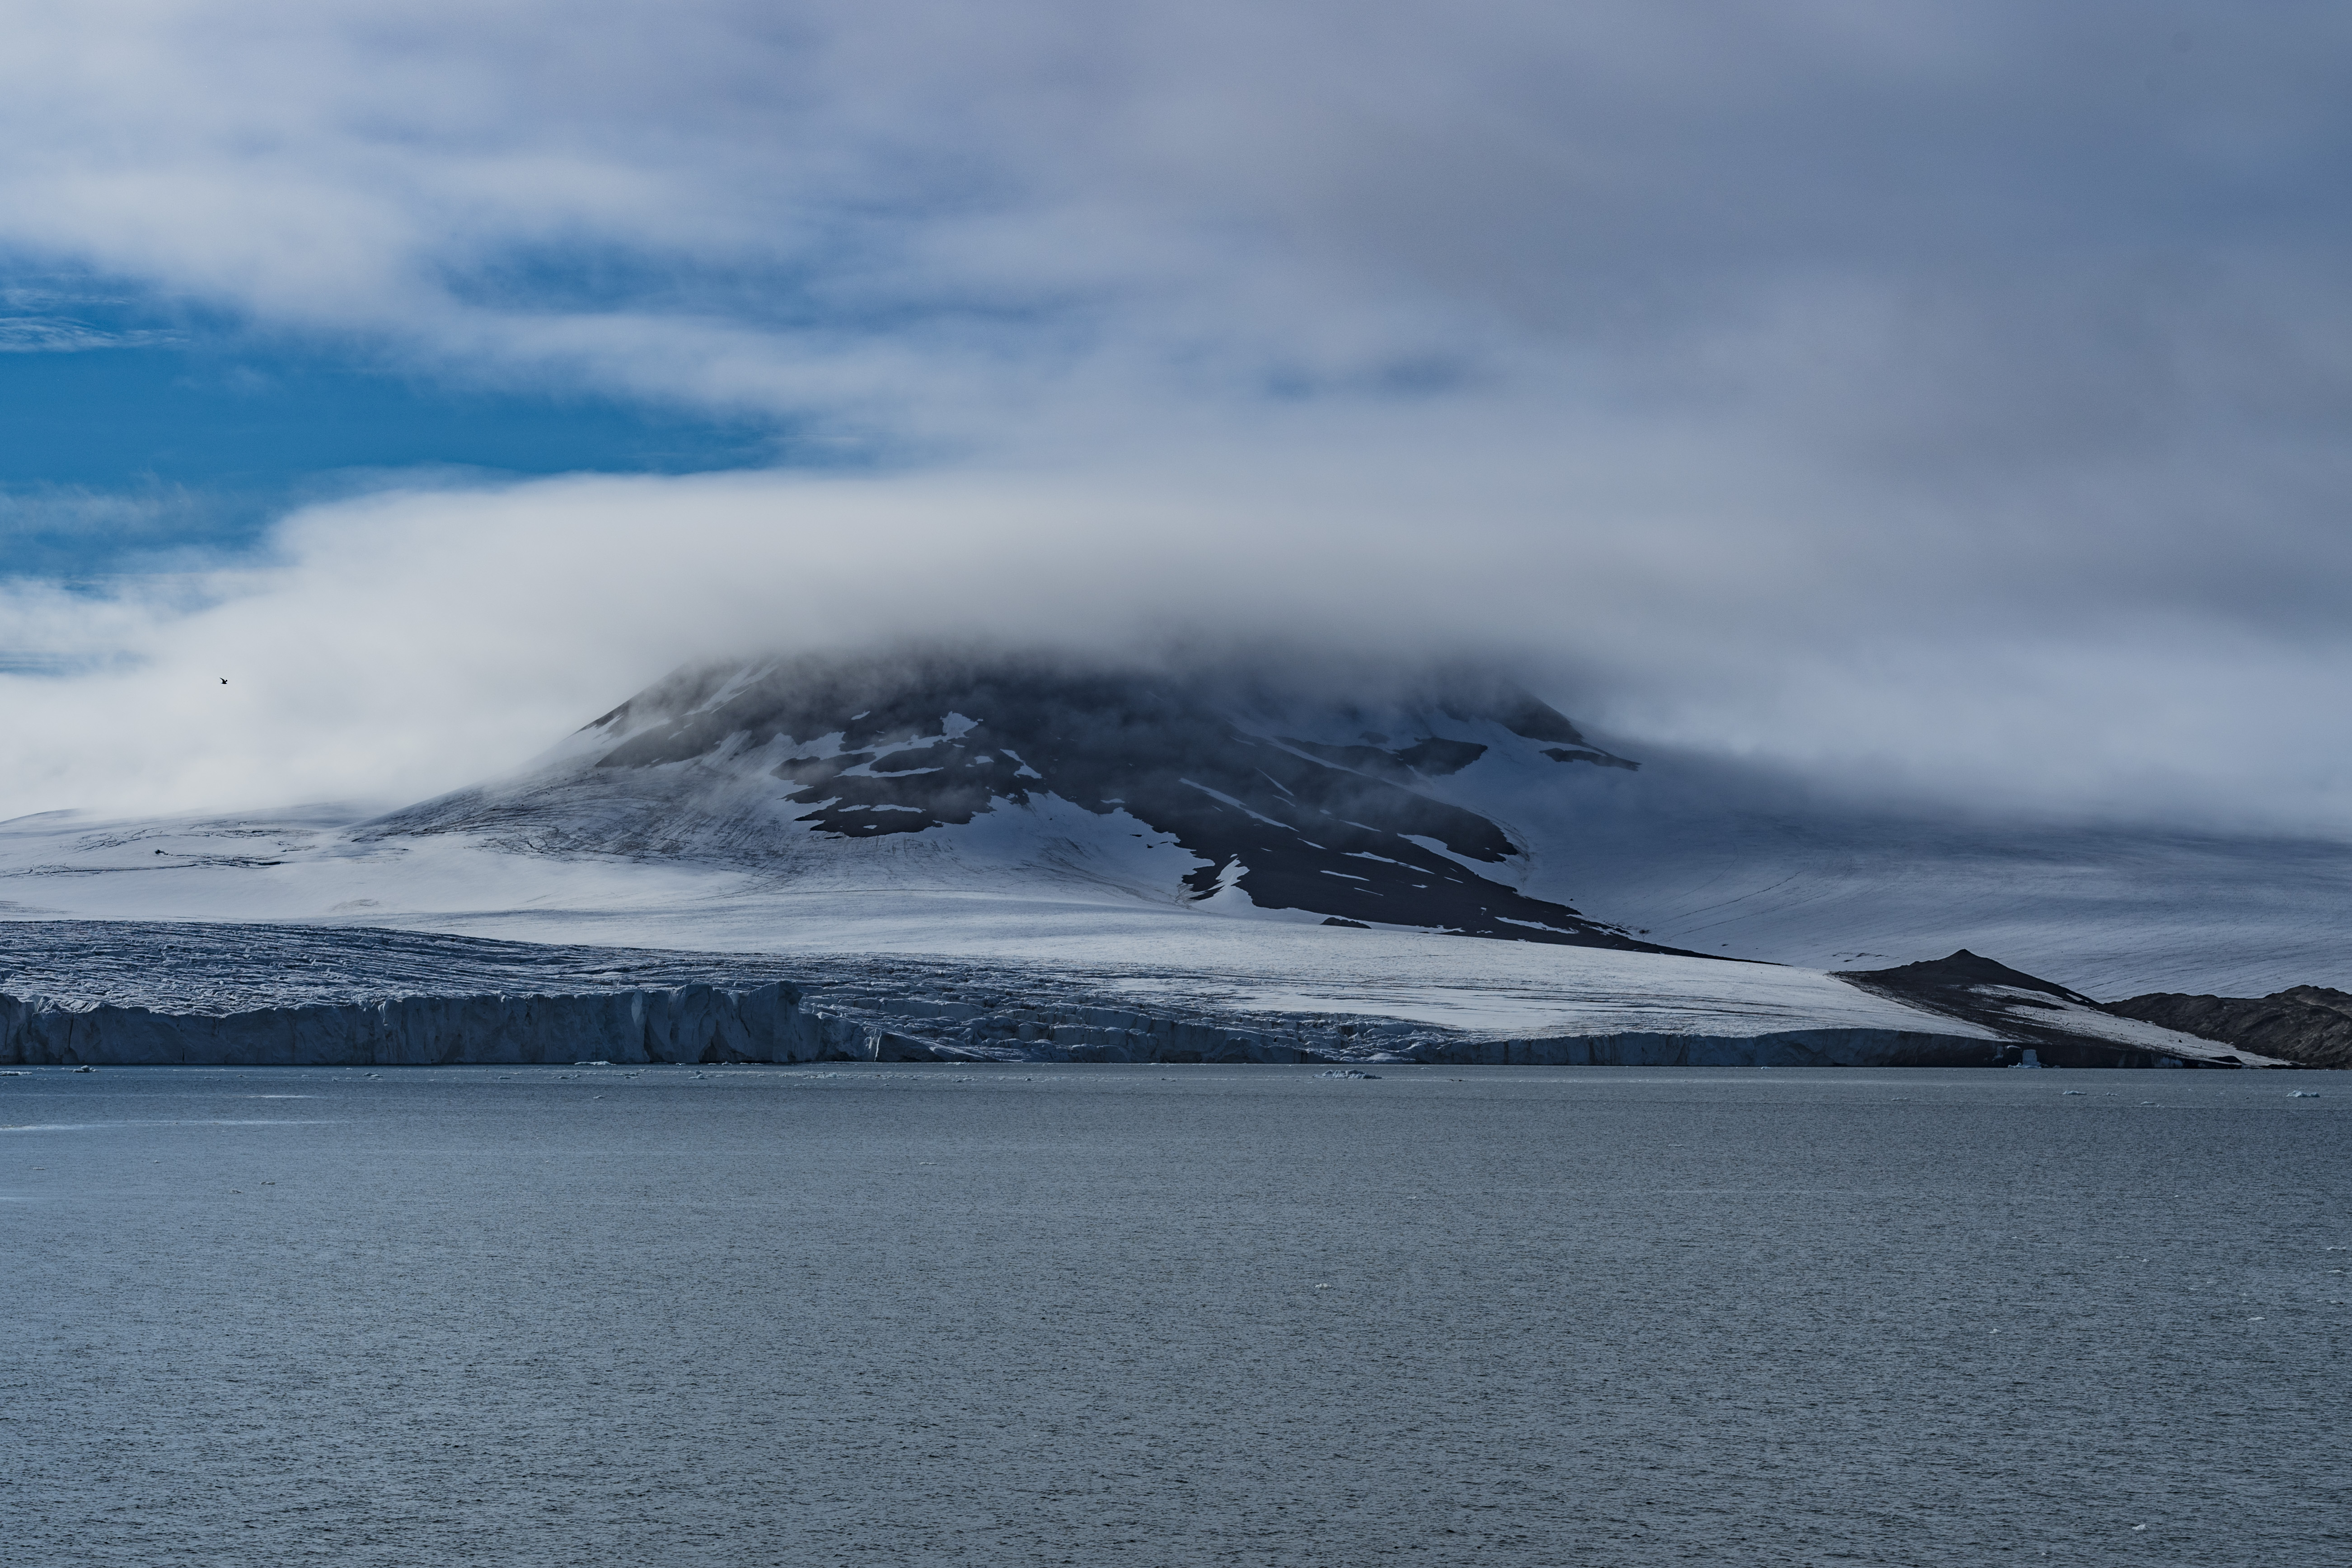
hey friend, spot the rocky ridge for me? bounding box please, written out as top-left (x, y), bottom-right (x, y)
top-left (1836, 950), bottom-right (2288, 1068)
top-left (2105, 986), bottom-right (2352, 1070)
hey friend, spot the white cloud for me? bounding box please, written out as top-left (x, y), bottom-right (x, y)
top-left (7, 438), bottom-right (2352, 832)
top-left (5, 3), bottom-right (2338, 428)
top-left (0, 3), bottom-right (2347, 831)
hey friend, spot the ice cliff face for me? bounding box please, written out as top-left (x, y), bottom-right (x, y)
top-left (367, 652), bottom-right (1672, 950)
top-left (0, 982), bottom-right (858, 1067)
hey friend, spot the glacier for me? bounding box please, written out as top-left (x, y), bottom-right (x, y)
top-left (0, 920), bottom-right (2272, 1070)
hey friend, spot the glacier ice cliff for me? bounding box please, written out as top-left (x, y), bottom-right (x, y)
top-left (0, 982), bottom-right (2047, 1070)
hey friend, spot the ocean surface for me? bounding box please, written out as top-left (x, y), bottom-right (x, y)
top-left (2, 1064), bottom-right (2344, 1566)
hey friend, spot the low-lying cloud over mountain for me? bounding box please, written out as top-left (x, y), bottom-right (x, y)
top-left (6, 457), bottom-right (2352, 837)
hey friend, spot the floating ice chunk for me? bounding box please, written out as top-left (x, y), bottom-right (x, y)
top-left (1314, 1069), bottom-right (1381, 1080)
top-left (2289, 1090), bottom-right (2321, 1098)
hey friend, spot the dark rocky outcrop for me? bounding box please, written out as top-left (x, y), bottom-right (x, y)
top-left (1836, 950), bottom-right (2264, 1068)
top-left (1842, 949), bottom-right (2098, 1006)
top-left (2105, 987), bottom-right (2352, 1070)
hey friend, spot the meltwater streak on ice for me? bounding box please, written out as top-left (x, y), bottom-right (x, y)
top-left (2, 1065), bottom-right (2344, 1567)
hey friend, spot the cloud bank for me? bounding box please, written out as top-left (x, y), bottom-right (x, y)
top-left (7, 451), bottom-right (2351, 833)
top-left (0, 3), bottom-right (2348, 830)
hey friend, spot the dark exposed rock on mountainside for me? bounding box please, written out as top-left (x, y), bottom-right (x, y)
top-left (2106, 987), bottom-right (2352, 1069)
top-left (1846, 950), bottom-right (2099, 1006)
top-left (372, 651), bottom-right (1680, 950)
top-left (1837, 950), bottom-right (2264, 1067)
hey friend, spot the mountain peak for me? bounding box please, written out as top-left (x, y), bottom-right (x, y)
top-left (370, 650), bottom-right (1674, 951)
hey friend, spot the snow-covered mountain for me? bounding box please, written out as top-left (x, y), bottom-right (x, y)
top-left (363, 651), bottom-right (1668, 950)
top-left (1, 648), bottom-right (2344, 1055)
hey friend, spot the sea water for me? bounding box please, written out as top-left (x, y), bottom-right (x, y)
top-left (2, 1065), bottom-right (2344, 1566)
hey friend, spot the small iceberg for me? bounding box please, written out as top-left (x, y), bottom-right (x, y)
top-left (1315, 1069), bottom-right (1382, 1080)
top-left (2289, 1090), bottom-right (2321, 1099)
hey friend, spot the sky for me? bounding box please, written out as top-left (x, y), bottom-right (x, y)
top-left (2, 1), bottom-right (2349, 830)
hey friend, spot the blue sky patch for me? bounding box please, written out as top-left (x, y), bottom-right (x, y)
top-left (0, 286), bottom-right (801, 577)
